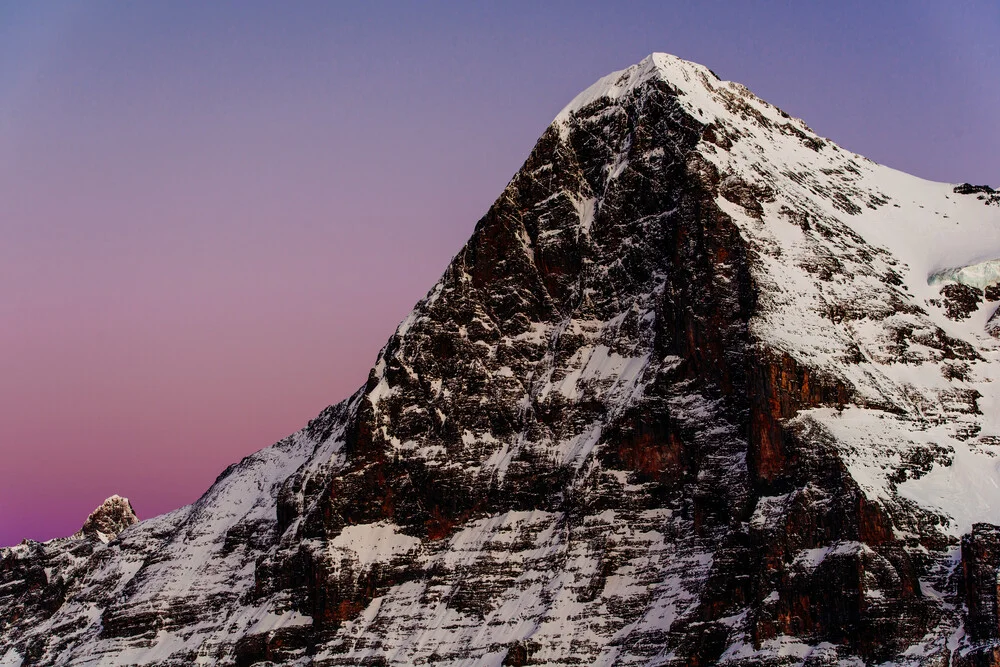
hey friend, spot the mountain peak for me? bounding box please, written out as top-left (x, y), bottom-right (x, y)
top-left (554, 52), bottom-right (814, 145)
top-left (554, 52), bottom-right (704, 124)
top-left (78, 495), bottom-right (138, 543)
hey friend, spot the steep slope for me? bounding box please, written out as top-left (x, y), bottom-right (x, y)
top-left (3, 53), bottom-right (1000, 667)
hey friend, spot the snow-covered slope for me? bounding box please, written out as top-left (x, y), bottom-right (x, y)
top-left (3, 53), bottom-right (1000, 666)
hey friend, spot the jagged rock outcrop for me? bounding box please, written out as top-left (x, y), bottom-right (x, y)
top-left (77, 496), bottom-right (138, 543)
top-left (3, 53), bottom-right (1000, 666)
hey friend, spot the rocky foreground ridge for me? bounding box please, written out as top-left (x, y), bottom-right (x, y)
top-left (4, 53), bottom-right (1000, 666)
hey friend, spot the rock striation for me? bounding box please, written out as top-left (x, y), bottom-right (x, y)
top-left (3, 53), bottom-right (1000, 666)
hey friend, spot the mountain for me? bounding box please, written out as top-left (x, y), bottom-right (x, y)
top-left (3, 52), bottom-right (1000, 666)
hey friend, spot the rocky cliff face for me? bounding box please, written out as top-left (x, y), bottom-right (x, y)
top-left (3, 53), bottom-right (1000, 666)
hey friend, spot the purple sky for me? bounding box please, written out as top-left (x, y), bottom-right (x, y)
top-left (2, 1), bottom-right (998, 547)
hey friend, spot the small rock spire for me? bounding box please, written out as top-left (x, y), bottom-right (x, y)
top-left (79, 495), bottom-right (139, 543)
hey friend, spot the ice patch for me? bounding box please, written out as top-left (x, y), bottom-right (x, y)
top-left (929, 257), bottom-right (1000, 290)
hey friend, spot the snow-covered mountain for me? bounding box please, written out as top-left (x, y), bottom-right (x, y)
top-left (4, 53), bottom-right (1000, 666)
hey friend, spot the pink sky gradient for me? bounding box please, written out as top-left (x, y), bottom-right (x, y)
top-left (2, 2), bottom-right (998, 546)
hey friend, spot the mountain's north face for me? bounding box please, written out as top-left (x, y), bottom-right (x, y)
top-left (4, 53), bottom-right (1000, 666)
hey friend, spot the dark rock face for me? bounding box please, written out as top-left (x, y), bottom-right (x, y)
top-left (963, 525), bottom-right (1000, 647)
top-left (961, 523), bottom-right (1000, 666)
top-left (958, 524), bottom-right (1000, 666)
top-left (938, 283), bottom-right (984, 321)
top-left (2, 53), bottom-right (1000, 666)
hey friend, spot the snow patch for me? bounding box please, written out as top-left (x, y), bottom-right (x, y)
top-left (329, 522), bottom-right (421, 570)
top-left (898, 442), bottom-right (1000, 537)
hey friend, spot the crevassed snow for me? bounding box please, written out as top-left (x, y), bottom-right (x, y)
top-left (929, 258), bottom-right (1000, 290)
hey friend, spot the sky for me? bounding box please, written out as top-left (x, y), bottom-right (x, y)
top-left (1, 1), bottom-right (998, 547)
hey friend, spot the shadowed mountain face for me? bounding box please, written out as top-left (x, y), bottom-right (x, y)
top-left (4, 53), bottom-right (1000, 666)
